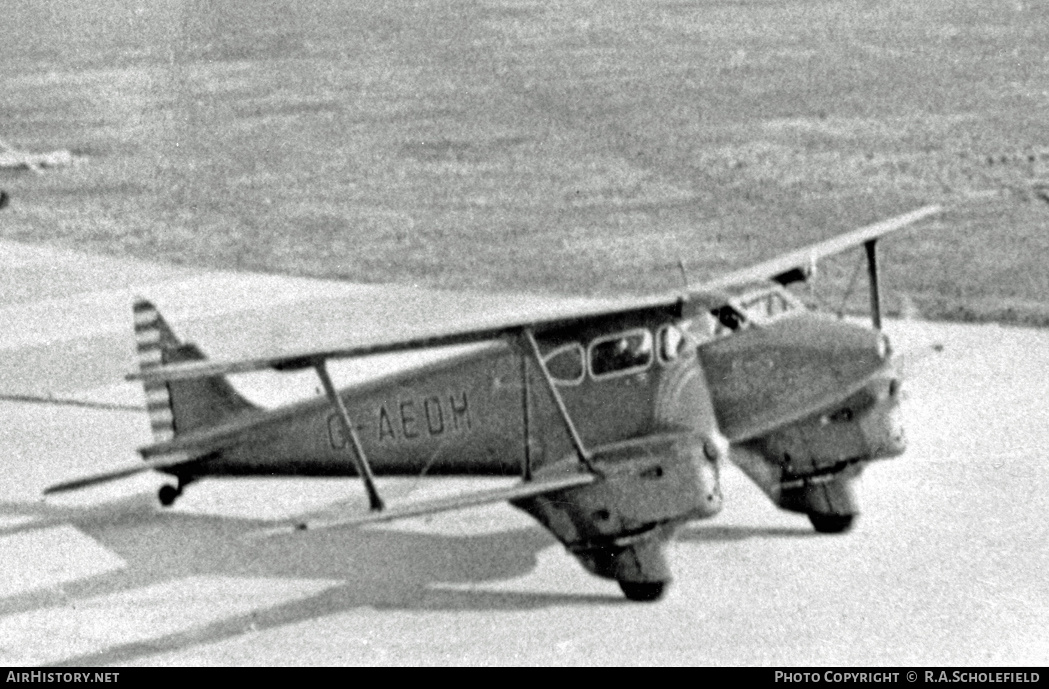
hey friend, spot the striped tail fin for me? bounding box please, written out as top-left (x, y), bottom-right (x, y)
top-left (134, 299), bottom-right (180, 442)
top-left (132, 298), bottom-right (257, 441)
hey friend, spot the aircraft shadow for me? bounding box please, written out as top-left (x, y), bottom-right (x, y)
top-left (0, 496), bottom-right (622, 666)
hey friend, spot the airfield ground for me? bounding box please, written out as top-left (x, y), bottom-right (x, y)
top-left (0, 0), bottom-right (1047, 667)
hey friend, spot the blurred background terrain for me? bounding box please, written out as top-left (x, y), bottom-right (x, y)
top-left (2, 0), bottom-right (1047, 324)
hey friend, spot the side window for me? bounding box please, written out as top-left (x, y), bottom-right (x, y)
top-left (543, 343), bottom-right (585, 385)
top-left (657, 324), bottom-right (688, 364)
top-left (589, 329), bottom-right (653, 379)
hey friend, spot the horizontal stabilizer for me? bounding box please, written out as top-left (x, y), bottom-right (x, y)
top-left (255, 472), bottom-right (597, 537)
top-left (43, 453), bottom-right (195, 495)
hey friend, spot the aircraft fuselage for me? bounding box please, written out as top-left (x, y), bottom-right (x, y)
top-left (175, 306), bottom-right (714, 483)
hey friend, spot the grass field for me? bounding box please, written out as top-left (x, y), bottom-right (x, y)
top-left (1, 0), bottom-right (1047, 324)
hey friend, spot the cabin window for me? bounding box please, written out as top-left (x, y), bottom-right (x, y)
top-left (657, 324), bottom-right (688, 363)
top-left (728, 284), bottom-right (806, 327)
top-left (738, 289), bottom-right (793, 320)
top-left (589, 329), bottom-right (653, 379)
top-left (543, 343), bottom-right (585, 385)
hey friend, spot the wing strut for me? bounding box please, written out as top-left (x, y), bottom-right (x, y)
top-left (520, 329), bottom-right (598, 474)
top-left (865, 239), bottom-right (882, 330)
top-left (313, 360), bottom-right (385, 512)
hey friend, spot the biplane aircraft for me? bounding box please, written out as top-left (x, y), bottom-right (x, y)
top-left (46, 205), bottom-right (942, 601)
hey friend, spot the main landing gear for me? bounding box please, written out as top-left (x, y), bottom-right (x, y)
top-left (808, 513), bottom-right (855, 534)
top-left (778, 471), bottom-right (859, 535)
top-left (618, 580), bottom-right (668, 602)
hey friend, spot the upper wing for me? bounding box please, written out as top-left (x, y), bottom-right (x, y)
top-left (694, 205), bottom-right (943, 292)
top-left (128, 294), bottom-right (691, 383)
top-left (130, 205), bottom-right (942, 384)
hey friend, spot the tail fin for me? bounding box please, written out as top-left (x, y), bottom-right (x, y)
top-left (133, 299), bottom-right (257, 441)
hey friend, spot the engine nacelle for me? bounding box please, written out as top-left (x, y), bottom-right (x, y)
top-left (738, 369), bottom-right (904, 479)
top-left (515, 431), bottom-right (722, 543)
top-left (698, 312), bottom-right (907, 533)
top-left (726, 370), bottom-right (903, 533)
top-left (512, 430), bottom-right (723, 597)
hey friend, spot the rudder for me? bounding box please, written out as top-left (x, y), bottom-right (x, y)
top-left (133, 298), bottom-right (257, 441)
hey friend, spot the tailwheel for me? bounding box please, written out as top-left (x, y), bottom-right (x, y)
top-left (158, 484), bottom-right (181, 507)
top-left (618, 580), bottom-right (668, 602)
top-left (808, 513), bottom-right (855, 534)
